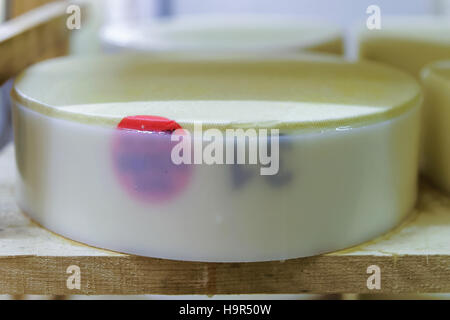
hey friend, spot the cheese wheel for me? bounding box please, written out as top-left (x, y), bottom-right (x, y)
top-left (358, 17), bottom-right (450, 77)
top-left (421, 60), bottom-right (450, 193)
top-left (358, 17), bottom-right (450, 193)
top-left (101, 15), bottom-right (343, 55)
top-left (12, 54), bottom-right (421, 262)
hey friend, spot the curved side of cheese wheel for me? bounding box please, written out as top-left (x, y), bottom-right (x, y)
top-left (421, 61), bottom-right (450, 193)
top-left (12, 101), bottom-right (421, 262)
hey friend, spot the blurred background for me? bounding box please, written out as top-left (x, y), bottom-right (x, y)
top-left (104, 0), bottom-right (450, 22)
top-left (0, 0), bottom-right (449, 300)
top-left (75, 0), bottom-right (450, 53)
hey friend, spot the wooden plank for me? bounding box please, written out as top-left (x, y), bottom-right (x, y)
top-left (0, 255), bottom-right (448, 296)
top-left (6, 0), bottom-right (59, 19)
top-left (0, 1), bottom-right (70, 85)
top-left (0, 144), bottom-right (449, 295)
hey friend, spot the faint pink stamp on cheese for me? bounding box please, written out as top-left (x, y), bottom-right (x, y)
top-left (112, 115), bottom-right (192, 203)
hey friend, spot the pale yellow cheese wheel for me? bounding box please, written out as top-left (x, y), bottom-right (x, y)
top-left (11, 54), bottom-right (422, 262)
top-left (101, 15), bottom-right (343, 55)
top-left (358, 17), bottom-right (450, 77)
top-left (421, 60), bottom-right (450, 193)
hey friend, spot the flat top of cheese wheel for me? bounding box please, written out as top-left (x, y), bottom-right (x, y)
top-left (101, 15), bottom-right (342, 52)
top-left (13, 54), bottom-right (421, 130)
top-left (358, 16), bottom-right (450, 45)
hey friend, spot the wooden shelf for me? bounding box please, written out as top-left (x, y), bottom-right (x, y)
top-left (0, 1), bottom-right (70, 86)
top-left (0, 144), bottom-right (449, 295)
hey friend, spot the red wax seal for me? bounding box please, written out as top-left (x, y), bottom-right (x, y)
top-left (117, 115), bottom-right (182, 133)
top-left (112, 115), bottom-right (192, 203)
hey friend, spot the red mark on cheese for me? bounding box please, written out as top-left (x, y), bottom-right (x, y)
top-left (112, 115), bottom-right (192, 204)
top-left (117, 115), bottom-right (182, 133)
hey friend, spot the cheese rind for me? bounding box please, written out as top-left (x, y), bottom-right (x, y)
top-left (421, 61), bottom-right (450, 193)
top-left (358, 17), bottom-right (450, 194)
top-left (13, 54), bottom-right (421, 130)
top-left (12, 54), bottom-right (422, 262)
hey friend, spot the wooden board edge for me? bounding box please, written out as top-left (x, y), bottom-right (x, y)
top-left (0, 254), bottom-right (448, 295)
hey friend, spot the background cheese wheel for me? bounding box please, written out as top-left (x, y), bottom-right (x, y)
top-left (100, 15), bottom-right (343, 55)
top-left (421, 60), bottom-right (450, 193)
top-left (357, 16), bottom-right (450, 77)
top-left (12, 54), bottom-right (421, 262)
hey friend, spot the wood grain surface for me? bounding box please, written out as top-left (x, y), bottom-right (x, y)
top-left (7, 0), bottom-right (59, 19)
top-left (0, 1), bottom-right (70, 86)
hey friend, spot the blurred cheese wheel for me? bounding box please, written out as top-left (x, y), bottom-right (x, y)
top-left (357, 16), bottom-right (450, 77)
top-left (12, 54), bottom-right (421, 262)
top-left (421, 60), bottom-right (450, 193)
top-left (101, 15), bottom-right (343, 55)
